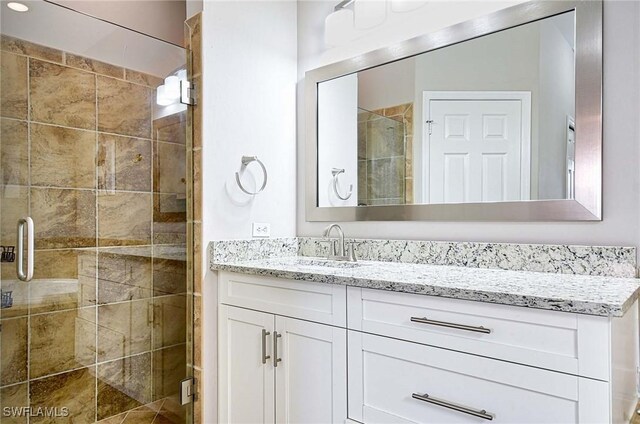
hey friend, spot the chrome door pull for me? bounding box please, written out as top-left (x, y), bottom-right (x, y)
top-left (16, 217), bottom-right (34, 282)
top-left (261, 329), bottom-right (271, 364)
top-left (412, 393), bottom-right (494, 420)
top-left (410, 316), bottom-right (491, 334)
top-left (273, 331), bottom-right (282, 367)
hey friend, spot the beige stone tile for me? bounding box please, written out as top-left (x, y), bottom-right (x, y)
top-left (154, 394), bottom-right (185, 424)
top-left (404, 103), bottom-right (413, 136)
top-left (153, 258), bottom-right (186, 296)
top-left (152, 222), bottom-right (186, 245)
top-left (98, 76), bottom-right (152, 138)
top-left (29, 367), bottom-right (96, 424)
top-left (383, 103), bottom-right (411, 118)
top-left (98, 299), bottom-right (151, 362)
top-left (0, 317), bottom-right (28, 385)
top-left (192, 76), bottom-right (202, 149)
top-left (1, 52), bottom-right (28, 119)
top-left (65, 53), bottom-right (124, 79)
top-left (77, 250), bottom-right (98, 307)
top-left (98, 250), bottom-right (152, 304)
top-left (1, 35), bottom-right (63, 63)
top-left (30, 249), bottom-right (93, 314)
top-left (187, 14), bottom-right (202, 78)
top-left (155, 141), bottom-right (186, 194)
top-left (193, 222), bottom-right (202, 294)
top-left (29, 307), bottom-right (96, 378)
top-left (406, 178), bottom-right (414, 204)
top-left (31, 123), bottom-right (96, 189)
top-left (97, 412), bottom-right (127, 424)
top-left (367, 157), bottom-right (405, 199)
top-left (0, 277), bottom-right (29, 319)
top-left (122, 409), bottom-right (158, 424)
top-left (154, 194), bottom-right (187, 222)
top-left (97, 352), bottom-right (152, 421)
top-left (1, 118), bottom-right (28, 185)
top-left (366, 118), bottom-right (405, 159)
top-left (98, 191), bottom-right (151, 246)
top-left (153, 112), bottom-right (186, 144)
top-left (152, 345), bottom-right (186, 401)
top-left (0, 383), bottom-right (28, 424)
top-left (1, 186), bottom-right (28, 247)
top-left (153, 294), bottom-right (186, 349)
top-left (193, 367), bottom-right (202, 423)
top-left (98, 133), bottom-right (152, 192)
top-left (193, 149), bottom-right (202, 222)
top-left (193, 295), bottom-right (201, 368)
top-left (30, 59), bottom-right (96, 130)
top-left (125, 69), bottom-right (163, 88)
top-left (31, 188), bottom-right (96, 249)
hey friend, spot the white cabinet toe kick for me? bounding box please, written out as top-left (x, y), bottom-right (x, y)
top-left (217, 271), bottom-right (640, 424)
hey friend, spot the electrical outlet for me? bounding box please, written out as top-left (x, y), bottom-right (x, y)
top-left (252, 223), bottom-right (270, 238)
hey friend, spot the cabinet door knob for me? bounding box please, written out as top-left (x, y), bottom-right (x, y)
top-left (273, 331), bottom-right (282, 367)
top-left (261, 329), bottom-right (271, 364)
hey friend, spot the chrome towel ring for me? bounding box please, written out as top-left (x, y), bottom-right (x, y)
top-left (331, 168), bottom-right (353, 200)
top-left (236, 156), bottom-right (268, 195)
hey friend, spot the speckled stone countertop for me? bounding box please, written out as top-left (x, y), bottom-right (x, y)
top-left (211, 256), bottom-right (640, 317)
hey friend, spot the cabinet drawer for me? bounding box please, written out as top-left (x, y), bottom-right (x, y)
top-left (219, 272), bottom-right (346, 327)
top-left (348, 332), bottom-right (610, 423)
top-left (348, 287), bottom-right (609, 380)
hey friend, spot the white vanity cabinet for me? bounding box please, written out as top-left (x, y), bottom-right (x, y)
top-left (218, 273), bottom-right (348, 424)
top-left (217, 272), bottom-right (639, 424)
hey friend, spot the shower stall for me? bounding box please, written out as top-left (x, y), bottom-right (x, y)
top-left (0, 2), bottom-right (194, 423)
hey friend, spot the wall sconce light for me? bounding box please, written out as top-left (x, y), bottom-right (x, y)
top-left (325, 1), bottom-right (356, 47)
top-left (391, 0), bottom-right (426, 13)
top-left (156, 71), bottom-right (186, 106)
top-left (354, 0), bottom-right (387, 30)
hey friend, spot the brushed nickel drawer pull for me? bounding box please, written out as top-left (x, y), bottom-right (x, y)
top-left (410, 316), bottom-right (491, 334)
top-left (273, 331), bottom-right (282, 367)
top-left (412, 393), bottom-right (494, 420)
top-left (261, 329), bottom-right (271, 364)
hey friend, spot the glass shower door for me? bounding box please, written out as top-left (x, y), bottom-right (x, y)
top-left (0, 2), bottom-right (193, 422)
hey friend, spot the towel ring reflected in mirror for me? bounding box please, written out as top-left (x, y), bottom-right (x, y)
top-left (331, 168), bottom-right (353, 200)
top-left (235, 155), bottom-right (268, 195)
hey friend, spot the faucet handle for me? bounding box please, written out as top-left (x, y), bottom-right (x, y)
top-left (346, 242), bottom-right (357, 262)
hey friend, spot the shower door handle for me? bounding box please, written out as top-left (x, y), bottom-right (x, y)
top-left (16, 217), bottom-right (34, 282)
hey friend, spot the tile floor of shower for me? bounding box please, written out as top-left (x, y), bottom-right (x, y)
top-left (0, 35), bottom-right (189, 423)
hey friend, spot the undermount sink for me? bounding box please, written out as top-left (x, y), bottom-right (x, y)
top-left (297, 258), bottom-right (365, 269)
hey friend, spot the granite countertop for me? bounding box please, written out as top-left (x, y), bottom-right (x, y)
top-left (211, 256), bottom-right (640, 317)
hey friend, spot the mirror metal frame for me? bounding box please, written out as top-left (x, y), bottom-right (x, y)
top-left (305, 0), bottom-right (602, 222)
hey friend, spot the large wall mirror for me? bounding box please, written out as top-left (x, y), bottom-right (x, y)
top-left (306, 0), bottom-right (602, 221)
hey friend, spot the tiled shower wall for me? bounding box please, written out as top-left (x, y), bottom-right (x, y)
top-left (357, 103), bottom-right (414, 205)
top-left (0, 35), bottom-right (188, 423)
top-left (185, 13), bottom-right (203, 424)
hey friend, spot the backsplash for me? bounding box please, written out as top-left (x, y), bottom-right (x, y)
top-left (210, 237), bottom-right (637, 278)
top-left (299, 238), bottom-right (637, 278)
top-left (209, 238), bottom-right (298, 263)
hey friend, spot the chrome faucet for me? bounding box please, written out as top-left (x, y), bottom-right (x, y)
top-left (322, 224), bottom-right (357, 262)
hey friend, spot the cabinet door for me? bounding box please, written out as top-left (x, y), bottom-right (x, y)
top-left (348, 331), bottom-right (610, 423)
top-left (275, 316), bottom-right (347, 423)
top-left (219, 305), bottom-right (275, 424)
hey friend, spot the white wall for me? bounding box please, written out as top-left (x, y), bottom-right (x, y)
top-left (201, 1), bottom-right (298, 421)
top-left (318, 74), bottom-right (359, 207)
top-left (297, 1), bottom-right (640, 249)
top-left (50, 0), bottom-right (186, 46)
top-left (358, 57), bottom-right (415, 110)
